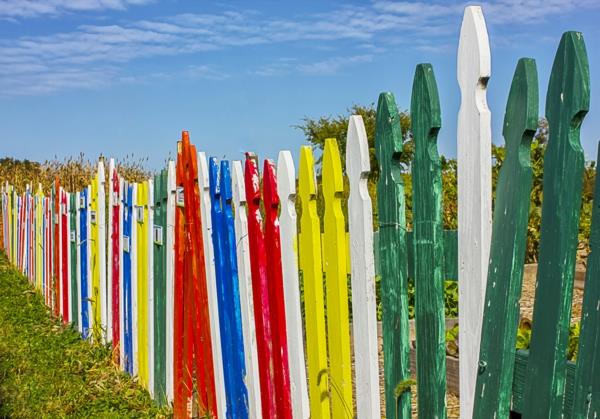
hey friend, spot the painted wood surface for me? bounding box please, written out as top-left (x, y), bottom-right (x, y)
top-left (90, 176), bottom-right (100, 340)
top-left (165, 160), bottom-right (176, 403)
top-left (346, 115), bottom-right (380, 418)
top-left (232, 159), bottom-right (263, 419)
top-left (122, 183), bottom-right (134, 373)
top-left (322, 138), bottom-right (353, 418)
top-left (244, 154), bottom-right (278, 418)
top-left (524, 31), bottom-right (590, 417)
top-left (277, 150), bottom-right (310, 419)
top-left (118, 178), bottom-right (125, 368)
top-left (137, 180), bottom-right (150, 389)
top-left (572, 142), bottom-right (600, 418)
top-left (375, 92), bottom-right (411, 418)
top-left (107, 159), bottom-right (115, 345)
top-left (53, 178), bottom-right (60, 317)
top-left (60, 188), bottom-right (69, 323)
top-left (473, 58), bottom-right (538, 419)
top-left (182, 137), bottom-right (217, 417)
top-left (74, 192), bottom-right (82, 333)
top-left (263, 158), bottom-right (293, 419)
top-left (69, 192), bottom-right (78, 329)
top-left (110, 164), bottom-right (121, 350)
top-left (210, 158), bottom-right (250, 417)
top-left (298, 146), bottom-right (330, 419)
top-left (36, 186), bottom-right (44, 293)
top-left (197, 151), bottom-right (227, 417)
top-left (411, 63), bottom-right (446, 419)
top-left (79, 188), bottom-right (91, 340)
top-left (147, 178), bottom-right (155, 397)
top-left (457, 7), bottom-right (492, 416)
top-left (153, 169), bottom-right (168, 404)
top-left (98, 162), bottom-right (107, 343)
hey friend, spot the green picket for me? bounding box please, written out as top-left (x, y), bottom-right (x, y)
top-left (572, 142), bottom-right (600, 418)
top-left (523, 31), bottom-right (590, 418)
top-left (153, 169), bottom-right (168, 404)
top-left (473, 58), bottom-right (539, 418)
top-left (410, 63), bottom-right (446, 419)
top-left (375, 92), bottom-right (411, 419)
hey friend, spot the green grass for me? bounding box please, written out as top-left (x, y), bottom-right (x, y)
top-left (0, 252), bottom-right (171, 418)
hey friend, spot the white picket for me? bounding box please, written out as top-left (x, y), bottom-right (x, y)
top-left (346, 115), bottom-right (381, 418)
top-left (131, 182), bottom-right (139, 375)
top-left (107, 159), bottom-right (115, 343)
top-left (165, 160), bottom-right (176, 402)
top-left (147, 178), bottom-right (155, 397)
top-left (97, 160), bottom-right (107, 343)
top-left (276, 151), bottom-right (310, 419)
top-left (197, 151), bottom-right (227, 415)
top-left (457, 5), bottom-right (492, 418)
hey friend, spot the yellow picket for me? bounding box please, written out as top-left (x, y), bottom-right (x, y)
top-left (137, 181), bottom-right (150, 389)
top-left (35, 185), bottom-right (43, 291)
top-left (90, 177), bottom-right (101, 339)
top-left (322, 138), bottom-right (353, 418)
top-left (297, 146), bottom-right (330, 419)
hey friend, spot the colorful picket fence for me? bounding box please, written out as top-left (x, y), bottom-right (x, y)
top-left (0, 6), bottom-right (598, 419)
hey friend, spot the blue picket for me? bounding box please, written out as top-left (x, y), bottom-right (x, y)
top-left (79, 189), bottom-right (90, 340)
top-left (123, 183), bottom-right (134, 375)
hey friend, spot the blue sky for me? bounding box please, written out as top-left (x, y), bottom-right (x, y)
top-left (1, 0), bottom-right (599, 169)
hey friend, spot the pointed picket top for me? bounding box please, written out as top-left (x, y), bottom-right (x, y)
top-left (298, 147), bottom-right (318, 199)
top-left (244, 153), bottom-right (261, 206)
top-left (231, 159), bottom-right (263, 419)
top-left (208, 157), bottom-right (221, 203)
top-left (277, 151), bottom-right (296, 207)
top-left (375, 93), bottom-right (403, 176)
top-left (346, 115), bottom-right (381, 418)
top-left (411, 64), bottom-right (441, 143)
top-left (474, 57), bottom-right (538, 418)
top-left (524, 31), bottom-right (590, 417)
top-left (457, 6), bottom-right (492, 418)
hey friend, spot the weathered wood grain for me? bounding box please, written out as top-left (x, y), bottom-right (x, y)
top-left (473, 58), bottom-right (538, 419)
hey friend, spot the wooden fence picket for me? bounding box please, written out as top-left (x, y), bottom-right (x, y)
top-left (263, 158), bottom-right (293, 419)
top-left (131, 183), bottom-right (139, 375)
top-left (346, 115), bottom-right (380, 418)
top-left (473, 58), bottom-right (538, 418)
top-left (244, 154), bottom-right (279, 418)
top-left (232, 159), bottom-right (263, 418)
top-left (98, 161), bottom-right (107, 343)
top-left (36, 185), bottom-right (43, 293)
top-left (110, 164), bottom-right (121, 349)
top-left (69, 192), bottom-right (78, 328)
top-left (298, 145), bottom-right (331, 419)
top-left (122, 182), bottom-right (134, 373)
top-left (573, 142), bottom-right (600, 417)
top-left (198, 151), bottom-right (227, 416)
top-left (79, 188), bottom-right (91, 340)
top-left (165, 161), bottom-right (175, 403)
top-left (375, 92), bottom-right (411, 419)
top-left (136, 180), bottom-right (150, 388)
top-left (147, 178), bottom-right (155, 396)
top-left (277, 150), bottom-right (310, 419)
top-left (60, 188), bottom-right (69, 323)
top-left (53, 179), bottom-right (59, 316)
top-left (108, 159), bottom-right (114, 343)
top-left (524, 31), bottom-right (590, 417)
top-left (457, 7), bottom-right (492, 416)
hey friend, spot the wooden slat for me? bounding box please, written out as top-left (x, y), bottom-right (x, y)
top-left (131, 183), bottom-right (139, 375)
top-left (523, 31), bottom-right (590, 417)
top-left (572, 142), bottom-right (600, 417)
top-left (197, 151), bottom-right (227, 416)
top-left (98, 161), bottom-right (107, 343)
top-left (346, 115), bottom-right (381, 418)
top-left (137, 180), bottom-right (150, 389)
top-left (118, 178), bottom-right (125, 369)
top-left (147, 178), bottom-right (155, 396)
top-left (277, 150), bottom-right (310, 419)
top-left (473, 58), bottom-right (538, 418)
top-left (80, 187), bottom-right (91, 340)
top-left (153, 169), bottom-right (167, 404)
top-left (122, 182), bottom-right (134, 373)
top-left (375, 92), bottom-right (411, 419)
top-left (457, 7), bottom-right (492, 415)
top-left (108, 159), bottom-right (114, 344)
top-left (244, 154), bottom-right (279, 418)
top-left (165, 161), bottom-right (176, 403)
top-left (60, 188), bottom-right (69, 323)
top-left (110, 165), bottom-right (121, 353)
top-left (411, 63), bottom-right (446, 418)
top-left (232, 160), bottom-right (263, 418)
top-left (263, 159), bottom-right (294, 418)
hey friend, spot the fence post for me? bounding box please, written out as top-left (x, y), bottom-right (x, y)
top-left (457, 7), bottom-right (492, 416)
top-left (524, 31), bottom-right (590, 417)
top-left (277, 150), bottom-right (311, 419)
top-left (473, 58), bottom-right (538, 418)
top-left (346, 115), bottom-right (381, 418)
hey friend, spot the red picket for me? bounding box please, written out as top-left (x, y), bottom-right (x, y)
top-left (53, 178), bottom-right (60, 317)
top-left (61, 189), bottom-right (69, 323)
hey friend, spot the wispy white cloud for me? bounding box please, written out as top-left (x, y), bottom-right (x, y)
top-left (0, 0), bottom-right (153, 19)
top-left (1, 0), bottom-right (598, 95)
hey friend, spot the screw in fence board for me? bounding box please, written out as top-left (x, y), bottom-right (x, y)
top-left (198, 152), bottom-right (227, 416)
top-left (263, 159), bottom-right (294, 419)
top-left (244, 154), bottom-right (279, 418)
top-left (136, 180), bottom-right (150, 389)
top-left (182, 140), bottom-right (218, 417)
top-left (153, 169), bottom-right (168, 404)
top-left (165, 161), bottom-right (176, 403)
top-left (298, 146), bottom-right (330, 419)
top-left (148, 178), bottom-right (155, 397)
top-left (375, 92), bottom-right (411, 419)
top-left (232, 160), bottom-right (263, 418)
top-left (457, 7), bottom-right (492, 416)
top-left (346, 116), bottom-right (381, 419)
top-left (523, 31), bottom-right (590, 418)
top-left (110, 164), bottom-right (120, 351)
top-left (277, 150), bottom-right (311, 419)
top-left (572, 142), bottom-right (600, 418)
top-left (209, 157), bottom-right (250, 417)
top-left (173, 151), bottom-right (188, 416)
top-left (220, 160), bottom-right (251, 417)
top-left (122, 183), bottom-right (134, 373)
top-left (411, 63), bottom-right (446, 419)
top-left (61, 188), bottom-right (69, 323)
top-left (322, 138), bottom-right (354, 418)
top-left (473, 58), bottom-right (539, 418)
